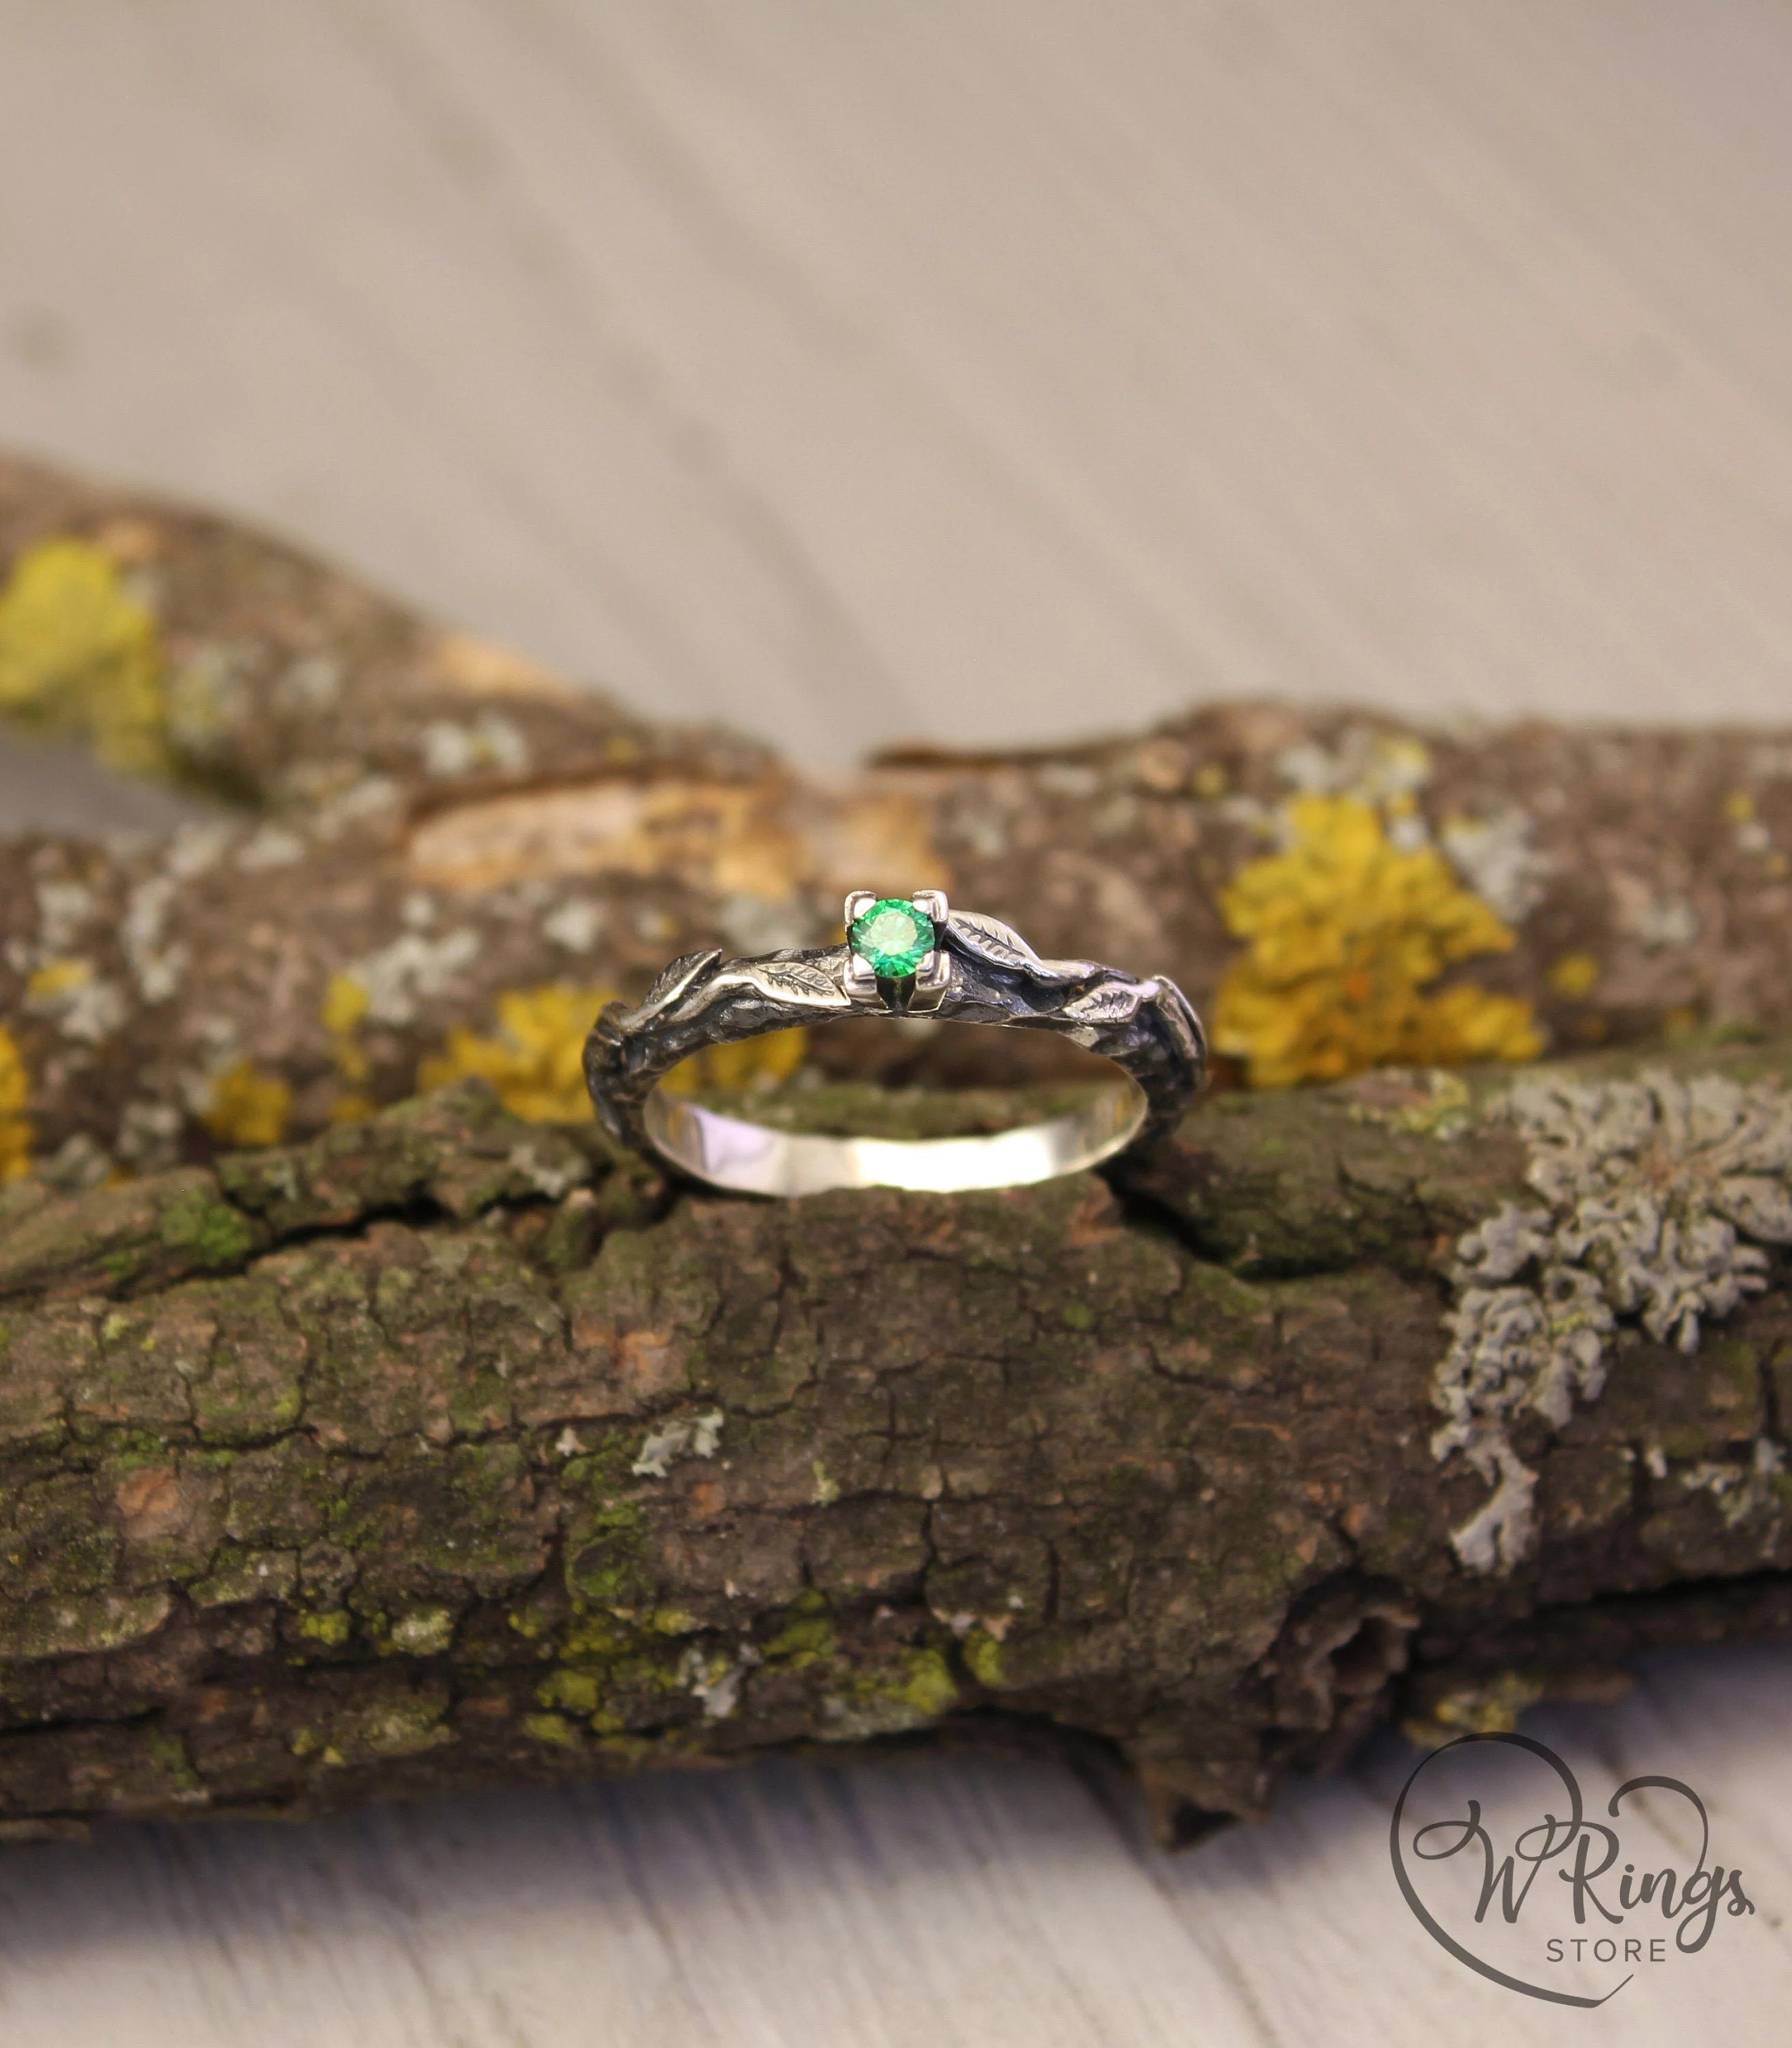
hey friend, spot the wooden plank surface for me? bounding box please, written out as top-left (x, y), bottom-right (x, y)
top-left (1, 2), bottom-right (1791, 2040)
top-left (5, 1), bottom-right (1792, 764)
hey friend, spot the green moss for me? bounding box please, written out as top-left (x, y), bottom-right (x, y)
top-left (558, 1436), bottom-right (655, 1607)
top-left (760, 1591), bottom-right (840, 1672)
top-left (642, 1606), bottom-right (696, 1634)
top-left (821, 1644), bottom-right (963, 1740)
top-left (359, 1696), bottom-right (454, 1759)
top-left (69, 1424), bottom-right (170, 1466)
top-left (143, 1723), bottom-right (203, 1794)
top-left (537, 1667), bottom-right (605, 1715)
top-left (894, 1647), bottom-right (959, 1718)
top-left (158, 1189), bottom-right (258, 1272)
top-left (1061, 1300), bottom-right (1094, 1332)
top-left (523, 1711), bottom-right (582, 1750)
top-left (188, 1546), bottom-right (298, 1608)
top-left (961, 1630), bottom-right (1005, 1688)
top-left (294, 1608), bottom-right (352, 1647)
top-left (526, 1610), bottom-right (698, 1741)
top-left (564, 1499), bottom-right (649, 1606)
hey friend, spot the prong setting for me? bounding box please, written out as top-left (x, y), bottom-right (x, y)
top-left (842, 891), bottom-right (883, 999)
top-left (906, 891), bottom-right (952, 1009)
top-left (909, 945), bottom-right (951, 1011)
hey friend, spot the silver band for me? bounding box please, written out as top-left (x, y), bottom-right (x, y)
top-left (584, 890), bottom-right (1206, 1197)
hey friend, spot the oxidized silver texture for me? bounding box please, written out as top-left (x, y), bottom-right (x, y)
top-left (583, 892), bottom-right (1206, 1195)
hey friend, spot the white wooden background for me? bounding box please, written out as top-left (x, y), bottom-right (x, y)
top-left (2, 3), bottom-right (1791, 2040)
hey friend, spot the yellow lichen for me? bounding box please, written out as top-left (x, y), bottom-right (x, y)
top-left (1403, 1671), bottom-right (1546, 1748)
top-left (661, 1027), bottom-right (808, 1096)
top-left (25, 958), bottom-right (91, 1003)
top-left (421, 982), bottom-right (810, 1121)
top-left (1547, 951), bottom-right (1602, 1001)
top-left (962, 1630), bottom-right (1006, 1688)
top-left (320, 973), bottom-right (378, 1122)
top-left (1212, 795), bottom-right (1544, 1088)
top-left (201, 1061), bottom-right (294, 1150)
top-left (419, 984), bottom-right (618, 1122)
top-left (522, 1711), bottom-right (582, 1750)
top-left (0, 537), bottom-right (169, 776)
top-left (0, 1026), bottom-right (33, 1180)
top-left (320, 973), bottom-right (369, 1040)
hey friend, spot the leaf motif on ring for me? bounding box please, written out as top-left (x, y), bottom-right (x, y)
top-left (714, 957), bottom-right (853, 1009)
top-left (630, 948), bottom-right (723, 1027)
top-left (1059, 978), bottom-right (1158, 1025)
top-left (949, 911), bottom-right (1098, 984)
top-left (1154, 976), bottom-right (1208, 1066)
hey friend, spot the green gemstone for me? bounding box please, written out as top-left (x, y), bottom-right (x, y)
top-left (849, 897), bottom-right (935, 978)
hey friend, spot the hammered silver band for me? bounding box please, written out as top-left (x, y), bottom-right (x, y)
top-left (583, 891), bottom-right (1206, 1197)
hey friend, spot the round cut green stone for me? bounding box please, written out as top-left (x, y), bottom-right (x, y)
top-left (850, 897), bottom-right (935, 978)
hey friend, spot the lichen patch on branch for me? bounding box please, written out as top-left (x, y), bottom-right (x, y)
top-left (1212, 795), bottom-right (1544, 1087)
top-left (0, 1026), bottom-right (33, 1180)
top-left (1434, 1069), bottom-right (1792, 1574)
top-left (0, 538), bottom-right (167, 778)
top-left (420, 985), bottom-right (618, 1123)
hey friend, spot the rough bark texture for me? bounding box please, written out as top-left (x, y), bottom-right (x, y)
top-left (3, 453), bottom-right (1792, 1845)
top-left (1, 1053), bottom-right (1789, 1846)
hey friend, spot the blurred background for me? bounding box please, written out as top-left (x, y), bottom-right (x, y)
top-left (2, 3), bottom-right (1791, 2042)
top-left (7, 1), bottom-right (1792, 782)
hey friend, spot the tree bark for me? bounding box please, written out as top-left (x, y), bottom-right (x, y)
top-left (1, 1053), bottom-right (1789, 1845)
top-left (4, 453), bottom-right (1792, 1845)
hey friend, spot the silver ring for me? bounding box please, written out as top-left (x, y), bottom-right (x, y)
top-left (583, 890), bottom-right (1206, 1197)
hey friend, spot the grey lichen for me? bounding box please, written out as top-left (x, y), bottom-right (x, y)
top-left (1680, 1438), bottom-right (1787, 1532)
top-left (679, 1640), bottom-right (760, 1720)
top-left (418, 711), bottom-right (529, 780)
top-left (1434, 1070), bottom-right (1792, 1574)
top-left (1440, 806), bottom-right (1556, 923)
top-left (341, 922), bottom-right (481, 1027)
top-left (630, 1409), bottom-right (724, 1479)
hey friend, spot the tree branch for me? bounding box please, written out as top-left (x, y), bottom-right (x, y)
top-left (1, 1056), bottom-right (1787, 1843)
